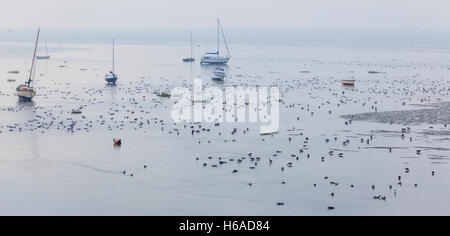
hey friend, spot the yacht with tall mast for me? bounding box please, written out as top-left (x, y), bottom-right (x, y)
top-left (201, 19), bottom-right (231, 65)
top-left (36, 41), bottom-right (51, 60)
top-left (105, 39), bottom-right (118, 85)
top-left (182, 30), bottom-right (195, 62)
top-left (16, 29), bottom-right (39, 101)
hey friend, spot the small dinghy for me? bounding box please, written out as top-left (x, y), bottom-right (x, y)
top-left (71, 109), bottom-right (82, 114)
top-left (342, 79), bottom-right (355, 86)
top-left (212, 68), bottom-right (226, 80)
top-left (113, 138), bottom-right (122, 146)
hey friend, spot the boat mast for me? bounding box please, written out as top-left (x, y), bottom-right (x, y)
top-left (28, 28), bottom-right (40, 86)
top-left (217, 18), bottom-right (220, 57)
top-left (112, 39), bottom-right (115, 73)
top-left (190, 30), bottom-right (194, 58)
top-left (219, 20), bottom-right (231, 58)
top-left (45, 41), bottom-right (48, 56)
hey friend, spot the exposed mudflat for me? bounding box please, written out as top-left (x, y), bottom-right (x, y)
top-left (342, 102), bottom-right (450, 125)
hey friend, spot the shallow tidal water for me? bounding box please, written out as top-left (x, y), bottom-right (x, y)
top-left (1, 40), bottom-right (450, 215)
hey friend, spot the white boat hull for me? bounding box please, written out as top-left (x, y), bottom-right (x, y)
top-left (201, 57), bottom-right (230, 65)
top-left (37, 55), bottom-right (51, 60)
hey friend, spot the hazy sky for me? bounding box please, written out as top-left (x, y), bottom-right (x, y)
top-left (0, 0), bottom-right (449, 30)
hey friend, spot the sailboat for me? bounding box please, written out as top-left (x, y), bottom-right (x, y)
top-left (16, 29), bottom-right (39, 101)
top-left (201, 19), bottom-right (231, 65)
top-left (36, 41), bottom-right (51, 60)
top-left (182, 30), bottom-right (195, 62)
top-left (105, 39), bottom-right (118, 85)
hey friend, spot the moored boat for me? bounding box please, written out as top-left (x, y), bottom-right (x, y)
top-left (16, 29), bottom-right (40, 101)
top-left (36, 41), bottom-right (51, 60)
top-left (36, 55), bottom-right (50, 60)
top-left (71, 109), bottom-right (82, 114)
top-left (342, 79), bottom-right (355, 86)
top-left (182, 30), bottom-right (195, 62)
top-left (183, 58), bottom-right (195, 62)
top-left (212, 68), bottom-right (226, 80)
top-left (202, 55), bottom-right (230, 65)
top-left (105, 71), bottom-right (118, 84)
top-left (16, 85), bottom-right (37, 101)
top-left (201, 19), bottom-right (231, 65)
top-left (105, 39), bottom-right (118, 85)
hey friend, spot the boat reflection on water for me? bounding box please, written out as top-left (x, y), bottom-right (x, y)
top-left (16, 100), bottom-right (36, 107)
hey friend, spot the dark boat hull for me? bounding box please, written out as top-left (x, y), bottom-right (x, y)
top-left (16, 88), bottom-right (36, 101)
top-left (183, 58), bottom-right (195, 62)
top-left (18, 95), bottom-right (34, 101)
top-left (105, 76), bottom-right (118, 84)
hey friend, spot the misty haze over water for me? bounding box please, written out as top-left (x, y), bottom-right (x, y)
top-left (1, 29), bottom-right (450, 49)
